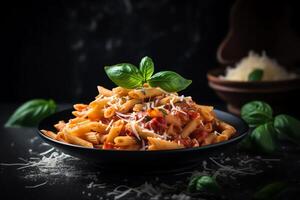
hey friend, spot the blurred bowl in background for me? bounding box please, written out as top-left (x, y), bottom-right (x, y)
top-left (207, 67), bottom-right (300, 115)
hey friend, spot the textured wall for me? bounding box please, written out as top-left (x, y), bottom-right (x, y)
top-left (2, 0), bottom-right (237, 103)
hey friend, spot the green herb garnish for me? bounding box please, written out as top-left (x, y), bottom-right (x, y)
top-left (139, 56), bottom-right (154, 82)
top-left (241, 101), bottom-right (273, 127)
top-left (248, 69), bottom-right (264, 81)
top-left (159, 108), bottom-right (168, 116)
top-left (104, 56), bottom-right (192, 92)
top-left (5, 99), bottom-right (57, 127)
top-left (147, 71), bottom-right (192, 93)
top-left (188, 175), bottom-right (220, 193)
top-left (104, 63), bottom-right (143, 89)
top-left (274, 114), bottom-right (300, 144)
top-left (240, 100), bottom-right (300, 153)
top-left (251, 122), bottom-right (277, 153)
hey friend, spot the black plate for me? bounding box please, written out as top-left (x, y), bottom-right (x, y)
top-left (37, 109), bottom-right (248, 173)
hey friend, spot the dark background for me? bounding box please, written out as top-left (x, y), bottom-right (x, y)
top-left (2, 0), bottom-right (299, 104)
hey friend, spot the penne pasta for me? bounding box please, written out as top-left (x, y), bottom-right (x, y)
top-left (134, 124), bottom-right (161, 139)
top-left (73, 104), bottom-right (88, 111)
top-left (66, 121), bottom-right (108, 137)
top-left (84, 132), bottom-right (99, 145)
top-left (203, 122), bottom-right (213, 133)
top-left (104, 106), bottom-right (116, 118)
top-left (112, 87), bottom-right (131, 96)
top-left (218, 121), bottom-right (236, 138)
top-left (147, 137), bottom-right (184, 150)
top-left (54, 120), bottom-right (66, 131)
top-left (128, 88), bottom-right (164, 99)
top-left (64, 131), bottom-right (93, 148)
top-left (97, 86), bottom-right (113, 97)
top-left (114, 136), bottom-right (137, 146)
top-left (41, 130), bottom-right (57, 140)
top-left (119, 99), bottom-right (141, 113)
top-left (202, 133), bottom-right (217, 146)
top-left (165, 114), bottom-right (181, 127)
top-left (106, 120), bottom-right (124, 143)
top-left (42, 84), bottom-right (236, 150)
top-left (133, 104), bottom-right (143, 112)
top-left (181, 117), bottom-right (201, 138)
top-left (214, 134), bottom-right (228, 143)
top-left (56, 131), bottom-right (66, 142)
top-left (197, 105), bottom-right (215, 122)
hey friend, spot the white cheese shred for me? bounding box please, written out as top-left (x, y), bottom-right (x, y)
top-left (25, 181), bottom-right (48, 189)
top-left (130, 121), bottom-right (141, 140)
top-left (105, 119), bottom-right (114, 131)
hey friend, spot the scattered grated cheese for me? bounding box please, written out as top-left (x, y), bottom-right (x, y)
top-left (170, 96), bottom-right (176, 110)
top-left (39, 147), bottom-right (55, 156)
top-left (209, 157), bottom-right (258, 175)
top-left (140, 139), bottom-right (146, 150)
top-left (171, 193), bottom-right (191, 200)
top-left (107, 182), bottom-right (163, 200)
top-left (130, 121), bottom-right (141, 140)
top-left (160, 131), bottom-right (171, 140)
top-left (115, 112), bottom-right (131, 122)
top-left (213, 131), bottom-right (220, 136)
top-left (179, 95), bottom-right (185, 102)
top-left (25, 181), bottom-right (48, 189)
top-left (150, 101), bottom-right (155, 109)
top-left (105, 119), bottom-right (114, 131)
top-left (115, 112), bottom-right (132, 118)
top-left (136, 115), bottom-right (146, 123)
top-left (174, 106), bottom-right (187, 115)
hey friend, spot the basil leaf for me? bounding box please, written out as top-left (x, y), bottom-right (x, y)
top-left (241, 101), bottom-right (273, 127)
top-left (254, 181), bottom-right (287, 200)
top-left (196, 176), bottom-right (220, 192)
top-left (188, 175), bottom-right (219, 193)
top-left (250, 122), bottom-right (277, 153)
top-left (139, 56), bottom-right (154, 81)
top-left (274, 114), bottom-right (300, 141)
top-left (105, 64), bottom-right (143, 89)
top-left (148, 71), bottom-right (192, 92)
top-left (5, 99), bottom-right (57, 127)
top-left (188, 176), bottom-right (200, 192)
top-left (248, 69), bottom-right (264, 81)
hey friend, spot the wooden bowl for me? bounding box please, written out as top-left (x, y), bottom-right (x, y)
top-left (207, 67), bottom-right (300, 115)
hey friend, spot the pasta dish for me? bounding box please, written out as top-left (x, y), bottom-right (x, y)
top-left (41, 85), bottom-right (236, 150)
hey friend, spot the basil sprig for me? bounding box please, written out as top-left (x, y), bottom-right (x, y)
top-left (248, 69), bottom-right (264, 81)
top-left (240, 101), bottom-right (300, 153)
top-left (104, 56), bottom-right (192, 92)
top-left (5, 99), bottom-right (57, 127)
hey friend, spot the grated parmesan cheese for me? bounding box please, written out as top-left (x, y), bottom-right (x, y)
top-left (130, 121), bottom-right (141, 140)
top-left (222, 51), bottom-right (297, 81)
top-left (25, 181), bottom-right (48, 189)
top-left (105, 119), bottom-right (114, 131)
